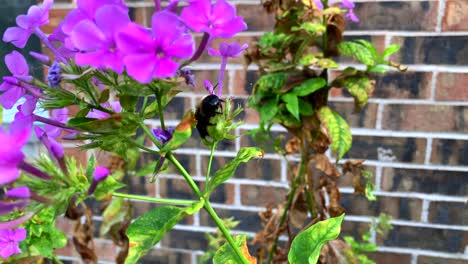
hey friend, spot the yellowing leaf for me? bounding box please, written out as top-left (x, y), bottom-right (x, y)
top-left (318, 106), bottom-right (352, 160)
top-left (213, 235), bottom-right (256, 264)
top-left (341, 76), bottom-right (374, 111)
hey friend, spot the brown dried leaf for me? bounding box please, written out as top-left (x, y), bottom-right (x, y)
top-left (285, 137), bottom-right (301, 154)
top-left (319, 239), bottom-right (355, 264)
top-left (342, 160), bottom-right (365, 194)
top-left (314, 154), bottom-right (341, 177)
top-left (290, 190), bottom-right (308, 228)
top-left (73, 207), bottom-right (97, 264)
top-left (327, 181), bottom-right (345, 217)
top-left (325, 14), bottom-right (345, 57)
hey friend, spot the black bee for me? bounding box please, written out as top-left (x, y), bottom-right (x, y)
top-left (195, 94), bottom-right (223, 139)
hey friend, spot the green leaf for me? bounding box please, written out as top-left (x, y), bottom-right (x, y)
top-left (259, 97), bottom-right (279, 122)
top-left (288, 214), bottom-right (345, 264)
top-left (135, 161), bottom-right (158, 177)
top-left (94, 173), bottom-right (126, 200)
top-left (120, 94), bottom-right (138, 111)
top-left (160, 111), bottom-right (196, 153)
top-left (85, 154), bottom-right (96, 182)
top-left (318, 106), bottom-right (352, 160)
top-left (98, 89), bottom-right (110, 103)
top-left (206, 147), bottom-right (263, 195)
top-left (368, 65), bottom-right (389, 73)
top-left (355, 39), bottom-right (379, 61)
top-left (291, 78), bottom-right (327, 96)
top-left (382, 44), bottom-right (400, 59)
top-left (341, 76), bottom-right (374, 111)
top-left (125, 206), bottom-right (186, 264)
top-left (213, 235), bottom-right (255, 264)
top-left (298, 98), bottom-right (314, 116)
top-left (338, 41), bottom-right (376, 66)
top-left (281, 94), bottom-right (300, 120)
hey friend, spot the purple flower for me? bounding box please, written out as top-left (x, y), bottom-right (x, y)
top-left (0, 51), bottom-right (30, 109)
top-left (93, 166), bottom-right (110, 182)
top-left (69, 5), bottom-right (131, 73)
top-left (2, 0), bottom-right (53, 48)
top-left (329, 0), bottom-right (359, 22)
top-left (60, 0), bottom-right (128, 35)
top-left (45, 108), bottom-right (68, 138)
top-left (47, 62), bottom-right (62, 87)
top-left (207, 42), bottom-right (248, 97)
top-left (5, 187), bottom-right (30, 199)
top-left (88, 166), bottom-right (110, 195)
top-left (117, 11), bottom-right (195, 83)
top-left (313, 0), bottom-right (324, 10)
top-left (204, 80), bottom-right (215, 95)
top-left (345, 9), bottom-right (359, 22)
top-left (152, 128), bottom-right (175, 146)
top-left (180, 0), bottom-right (247, 39)
top-left (0, 201), bottom-right (30, 216)
top-left (0, 128), bottom-right (30, 185)
top-left (0, 213), bottom-right (32, 230)
top-left (86, 101), bottom-right (121, 119)
top-left (35, 127), bottom-right (64, 161)
top-left (0, 228), bottom-right (27, 259)
top-left (179, 67), bottom-right (196, 87)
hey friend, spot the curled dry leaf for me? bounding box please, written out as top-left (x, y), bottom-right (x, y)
top-left (313, 154), bottom-right (341, 178)
top-left (285, 137), bottom-right (301, 154)
top-left (326, 14), bottom-right (345, 57)
top-left (73, 207), bottom-right (97, 264)
top-left (342, 160), bottom-right (365, 195)
top-left (319, 239), bottom-right (356, 264)
top-left (290, 189), bottom-right (308, 228)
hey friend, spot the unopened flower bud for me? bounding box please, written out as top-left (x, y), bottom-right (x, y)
top-left (5, 187), bottom-right (30, 199)
top-left (88, 166), bottom-right (110, 195)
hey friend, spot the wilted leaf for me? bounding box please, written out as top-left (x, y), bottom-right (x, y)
top-left (338, 41), bottom-right (376, 66)
top-left (317, 106), bottom-right (352, 160)
top-left (341, 76), bottom-right (374, 111)
top-left (206, 147), bottom-right (263, 195)
top-left (288, 214), bottom-right (345, 264)
top-left (100, 198), bottom-right (128, 236)
top-left (314, 154), bottom-right (341, 177)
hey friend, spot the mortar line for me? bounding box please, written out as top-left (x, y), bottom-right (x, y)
top-left (429, 71), bottom-right (439, 101)
top-left (376, 103), bottom-right (385, 130)
top-left (420, 199), bottom-right (430, 223)
top-left (436, 0), bottom-right (447, 32)
top-left (374, 166), bottom-right (383, 191)
top-left (424, 138), bottom-right (433, 165)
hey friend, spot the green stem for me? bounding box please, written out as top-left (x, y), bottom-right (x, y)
top-left (206, 142), bottom-right (218, 185)
top-left (166, 152), bottom-right (250, 264)
top-left (139, 121), bottom-right (161, 149)
top-left (127, 139), bottom-right (159, 154)
top-left (266, 150), bottom-right (308, 264)
top-left (113, 192), bottom-right (194, 206)
top-left (140, 96), bottom-right (148, 117)
top-left (156, 93), bottom-right (166, 130)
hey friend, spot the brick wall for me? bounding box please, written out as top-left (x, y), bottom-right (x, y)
top-left (39, 0), bottom-right (468, 263)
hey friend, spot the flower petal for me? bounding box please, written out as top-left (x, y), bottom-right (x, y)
top-left (123, 54), bottom-right (157, 83)
top-left (0, 166), bottom-right (20, 185)
top-left (180, 0), bottom-right (210, 33)
top-left (95, 5), bottom-right (130, 39)
top-left (70, 20), bottom-right (107, 51)
top-left (153, 57), bottom-right (179, 78)
top-left (0, 214), bottom-right (32, 230)
top-left (117, 23), bottom-right (154, 54)
top-left (211, 0), bottom-right (236, 24)
top-left (164, 34), bottom-right (194, 59)
top-left (212, 16), bottom-right (247, 38)
top-left (0, 86), bottom-right (25, 109)
top-left (2, 27), bottom-right (31, 48)
top-left (5, 51), bottom-right (29, 76)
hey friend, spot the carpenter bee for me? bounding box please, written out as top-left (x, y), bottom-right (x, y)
top-left (195, 94), bottom-right (224, 139)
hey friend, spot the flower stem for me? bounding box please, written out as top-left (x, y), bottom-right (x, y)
top-left (113, 192), bottom-right (194, 206)
top-left (217, 57), bottom-right (227, 97)
top-left (18, 161), bottom-right (52, 180)
top-left (206, 142), bottom-right (217, 185)
top-left (32, 114), bottom-right (69, 129)
top-left (166, 152), bottom-right (250, 264)
top-left (189, 32), bottom-right (210, 63)
top-left (156, 94), bottom-right (166, 130)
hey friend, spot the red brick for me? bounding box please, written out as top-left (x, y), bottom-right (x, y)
top-left (240, 184), bottom-right (288, 206)
top-left (138, 247), bottom-right (193, 263)
top-left (430, 139), bottom-right (468, 166)
top-left (381, 168), bottom-right (467, 196)
top-left (367, 252), bottom-right (412, 264)
top-left (348, 1), bottom-right (438, 31)
top-left (436, 73), bottom-right (468, 101)
top-left (329, 102), bottom-right (378, 129)
top-left (342, 135), bottom-right (427, 163)
top-left (236, 4), bottom-right (275, 32)
top-left (390, 36), bottom-right (468, 65)
top-left (428, 201), bottom-right (468, 226)
top-left (43, 8), bottom-right (70, 34)
top-left (418, 256), bottom-right (468, 264)
top-left (377, 226), bottom-right (466, 253)
top-left (342, 194), bottom-right (423, 221)
top-left (442, 0), bottom-right (468, 31)
top-left (382, 104), bottom-right (467, 133)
